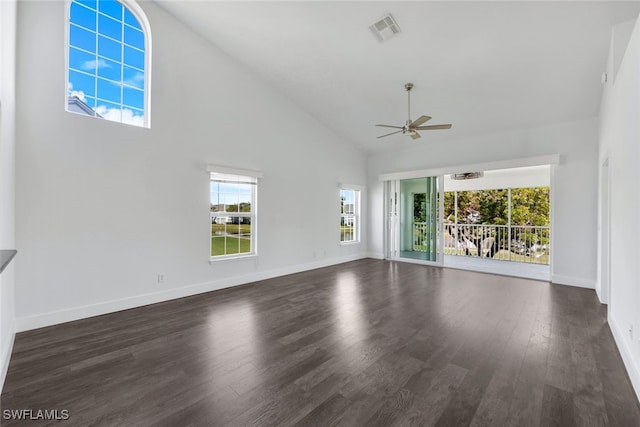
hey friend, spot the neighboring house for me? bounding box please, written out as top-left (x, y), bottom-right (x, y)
top-left (210, 213), bottom-right (232, 224)
top-left (66, 95), bottom-right (102, 118)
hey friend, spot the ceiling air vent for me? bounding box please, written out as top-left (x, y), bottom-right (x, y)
top-left (451, 172), bottom-right (484, 180)
top-left (369, 14), bottom-right (401, 42)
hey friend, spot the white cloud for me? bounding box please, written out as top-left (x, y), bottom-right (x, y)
top-left (124, 71), bottom-right (144, 89)
top-left (70, 90), bottom-right (87, 102)
top-left (121, 108), bottom-right (144, 127)
top-left (68, 81), bottom-right (144, 127)
top-left (95, 105), bottom-right (144, 127)
top-left (81, 58), bottom-right (110, 71)
top-left (67, 82), bottom-right (87, 102)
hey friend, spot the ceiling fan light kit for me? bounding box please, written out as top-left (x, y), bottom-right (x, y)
top-left (376, 82), bottom-right (452, 140)
top-left (451, 172), bottom-right (484, 180)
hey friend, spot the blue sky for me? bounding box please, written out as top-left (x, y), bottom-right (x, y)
top-left (210, 183), bottom-right (253, 210)
top-left (341, 189), bottom-right (356, 214)
top-left (68, 0), bottom-right (145, 125)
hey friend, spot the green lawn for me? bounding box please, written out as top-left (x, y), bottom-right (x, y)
top-left (341, 226), bottom-right (355, 241)
top-left (212, 224), bottom-right (251, 234)
top-left (442, 247), bottom-right (549, 265)
top-left (211, 236), bottom-right (251, 256)
top-left (493, 249), bottom-right (549, 265)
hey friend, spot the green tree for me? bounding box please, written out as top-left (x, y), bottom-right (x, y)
top-left (456, 191), bottom-right (480, 223)
top-left (225, 202), bottom-right (252, 213)
top-left (511, 187), bottom-right (549, 226)
top-left (478, 189), bottom-right (509, 225)
top-left (414, 193), bottom-right (426, 222)
top-left (444, 192), bottom-right (455, 222)
top-left (444, 187), bottom-right (549, 226)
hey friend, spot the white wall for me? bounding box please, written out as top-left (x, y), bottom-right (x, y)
top-left (14, 1), bottom-right (367, 331)
top-left (598, 16), bottom-right (640, 401)
top-left (0, 0), bottom-right (17, 391)
top-left (611, 19), bottom-right (636, 85)
top-left (368, 117), bottom-right (599, 288)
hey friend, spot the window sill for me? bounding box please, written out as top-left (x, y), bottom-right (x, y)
top-left (340, 241), bottom-right (360, 246)
top-left (209, 254), bottom-right (257, 264)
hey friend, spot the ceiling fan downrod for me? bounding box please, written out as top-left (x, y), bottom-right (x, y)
top-left (405, 82), bottom-right (413, 124)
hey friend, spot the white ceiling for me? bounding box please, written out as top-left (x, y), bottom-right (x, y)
top-left (155, 1), bottom-right (640, 153)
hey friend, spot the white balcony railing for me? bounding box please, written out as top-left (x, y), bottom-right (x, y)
top-left (413, 223), bottom-right (550, 265)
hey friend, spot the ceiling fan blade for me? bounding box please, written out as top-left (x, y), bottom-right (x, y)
top-left (411, 132), bottom-right (421, 140)
top-left (415, 124), bottom-right (452, 130)
top-left (376, 124), bottom-right (404, 129)
top-left (410, 115), bottom-right (432, 127)
top-left (377, 130), bottom-right (403, 139)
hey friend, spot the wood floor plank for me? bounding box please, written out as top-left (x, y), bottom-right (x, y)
top-left (1, 259), bottom-right (638, 426)
top-left (545, 331), bottom-right (575, 392)
top-left (364, 388), bottom-right (414, 427)
top-left (504, 379), bottom-right (545, 427)
top-left (291, 392), bottom-right (350, 427)
top-left (540, 383), bottom-right (577, 427)
top-left (433, 352), bottom-right (499, 427)
top-left (393, 362), bottom-right (468, 427)
top-left (569, 323), bottom-right (609, 426)
top-left (469, 375), bottom-right (515, 427)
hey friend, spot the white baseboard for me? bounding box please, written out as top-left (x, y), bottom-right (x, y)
top-left (551, 274), bottom-right (596, 289)
top-left (608, 312), bottom-right (640, 402)
top-left (595, 280), bottom-right (609, 305)
top-left (1, 318), bottom-right (16, 394)
top-left (15, 253), bottom-right (369, 332)
top-left (366, 252), bottom-right (385, 260)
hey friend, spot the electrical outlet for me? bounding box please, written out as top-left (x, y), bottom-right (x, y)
top-left (157, 273), bottom-right (165, 283)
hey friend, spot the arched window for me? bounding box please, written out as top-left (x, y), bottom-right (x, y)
top-left (66, 0), bottom-right (151, 127)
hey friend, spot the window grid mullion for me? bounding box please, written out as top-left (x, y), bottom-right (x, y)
top-left (119, 2), bottom-right (125, 118)
top-left (93, 7), bottom-right (98, 114)
top-left (68, 0), bottom-right (147, 126)
top-left (210, 173), bottom-right (257, 258)
top-left (340, 189), bottom-right (359, 243)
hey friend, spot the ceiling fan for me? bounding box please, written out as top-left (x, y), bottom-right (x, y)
top-left (376, 83), bottom-right (452, 140)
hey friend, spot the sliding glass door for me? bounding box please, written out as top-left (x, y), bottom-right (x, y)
top-left (386, 176), bottom-right (443, 264)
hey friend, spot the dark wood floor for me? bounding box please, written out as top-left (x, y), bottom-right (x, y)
top-left (2, 259), bottom-right (640, 426)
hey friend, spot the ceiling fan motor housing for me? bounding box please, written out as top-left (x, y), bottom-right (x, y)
top-left (375, 83), bottom-right (452, 139)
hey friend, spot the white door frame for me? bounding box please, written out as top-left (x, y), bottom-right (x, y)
top-left (384, 177), bottom-right (444, 267)
top-left (598, 156), bottom-right (611, 305)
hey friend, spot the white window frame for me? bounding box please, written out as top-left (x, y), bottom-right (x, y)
top-left (65, 0), bottom-right (152, 128)
top-left (340, 185), bottom-right (361, 244)
top-left (209, 166), bottom-right (262, 261)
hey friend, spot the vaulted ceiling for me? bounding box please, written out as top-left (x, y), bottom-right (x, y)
top-left (155, 1), bottom-right (640, 153)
